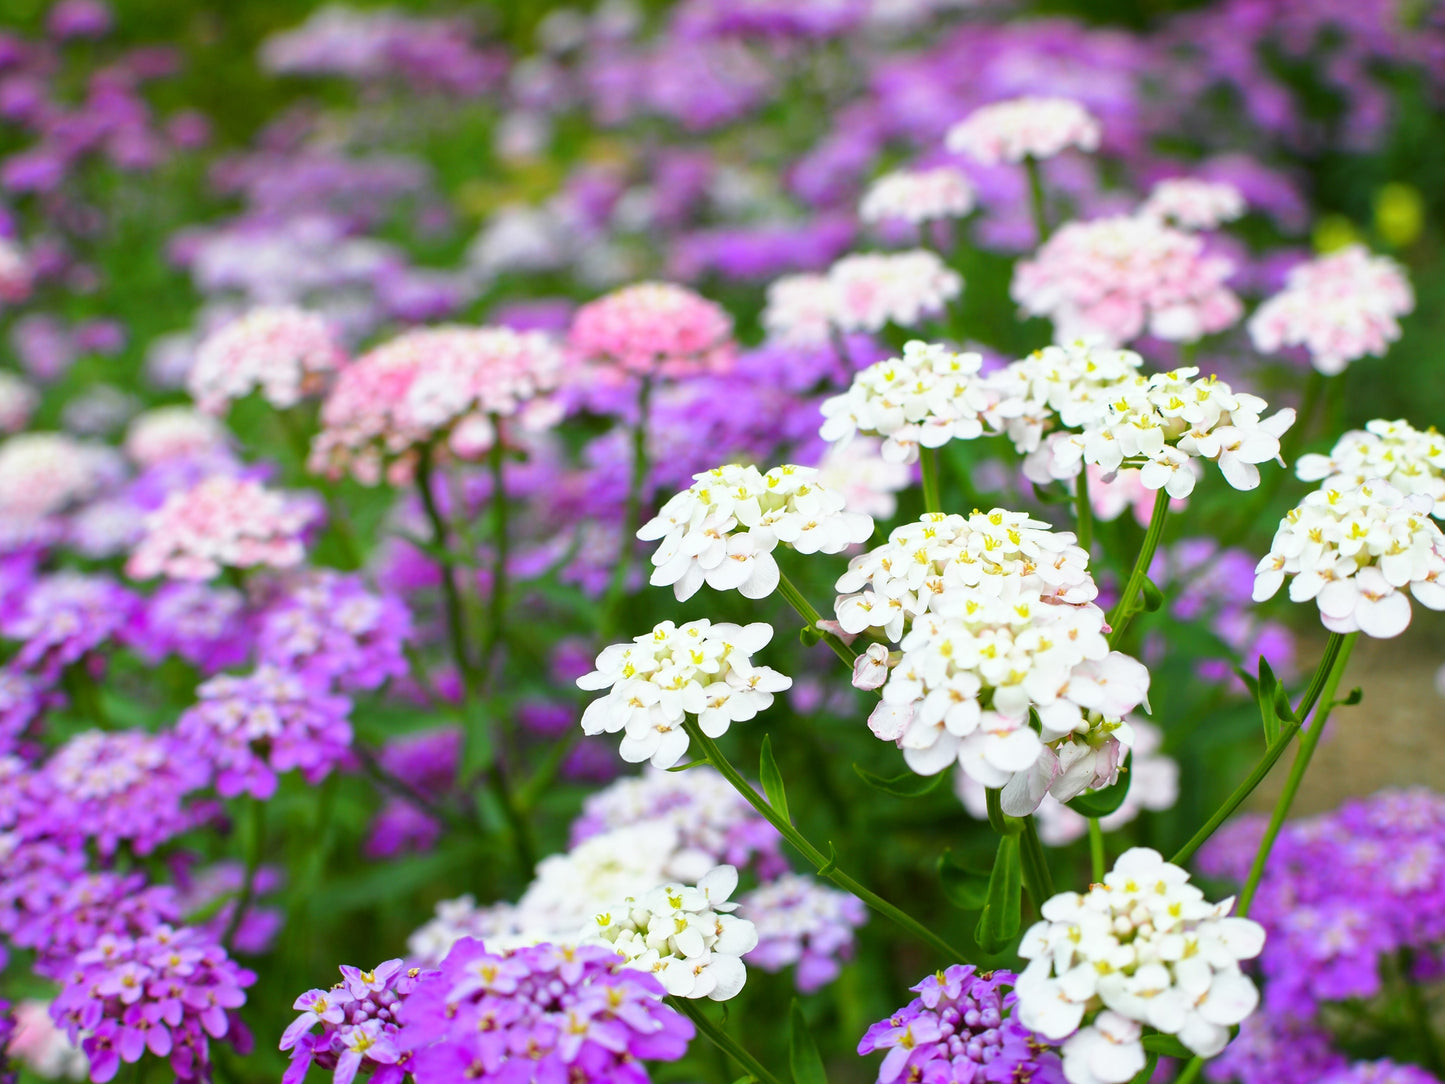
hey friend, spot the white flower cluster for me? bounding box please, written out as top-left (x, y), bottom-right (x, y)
top-left (987, 342), bottom-right (1145, 457)
top-left (577, 620), bottom-right (791, 768)
top-left (1296, 419), bottom-right (1445, 518)
top-left (586, 866), bottom-right (759, 1000)
top-left (761, 273), bottom-right (835, 348)
top-left (1016, 848), bottom-right (1266, 1084)
top-left (870, 591), bottom-right (1149, 805)
top-left (834, 509), bottom-right (1096, 642)
top-left (640, 464), bottom-right (874, 601)
top-left (1140, 178), bottom-right (1246, 231)
top-left (819, 341), bottom-right (995, 465)
top-left (945, 96), bottom-right (1101, 165)
top-left (1024, 367), bottom-right (1296, 499)
top-left (826, 250), bottom-right (962, 334)
top-left (1253, 481), bottom-right (1445, 638)
top-left (860, 167), bottom-right (976, 225)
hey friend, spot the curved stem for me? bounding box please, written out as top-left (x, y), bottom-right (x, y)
top-left (1237, 632), bottom-right (1356, 915)
top-left (1171, 631), bottom-right (1347, 866)
top-left (478, 425), bottom-right (509, 679)
top-left (1106, 489), bottom-right (1170, 648)
top-left (222, 797), bottom-right (265, 953)
top-left (1019, 815), bottom-right (1056, 903)
top-left (1174, 1057), bottom-right (1205, 1084)
top-left (1087, 817), bottom-right (1106, 883)
top-left (1024, 156), bottom-right (1051, 243)
top-left (920, 448), bottom-right (943, 514)
top-left (985, 787), bottom-right (1009, 836)
top-left (683, 720), bottom-right (965, 964)
top-left (415, 446), bottom-right (475, 696)
top-left (777, 570), bottom-right (856, 665)
top-left (668, 996), bottom-right (785, 1084)
top-left (1073, 471), bottom-right (1094, 556)
top-left (602, 377), bottom-right (653, 638)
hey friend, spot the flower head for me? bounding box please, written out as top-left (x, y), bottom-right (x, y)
top-left (827, 251), bottom-right (962, 334)
top-left (860, 167), bottom-right (976, 226)
top-left (123, 408), bottom-right (230, 469)
top-left (256, 572), bottom-right (411, 691)
top-left (280, 958), bottom-right (428, 1084)
top-left (740, 874), bottom-right (865, 993)
top-left (188, 306), bottom-right (347, 415)
top-left (1296, 419), bottom-right (1445, 517)
top-left (0, 434), bottom-right (118, 523)
top-left (945, 96), bottom-right (1101, 164)
top-left (1248, 245), bottom-right (1413, 375)
top-left (0, 372), bottom-right (38, 435)
top-left (2, 572), bottom-right (139, 681)
top-left (1141, 178), bottom-right (1246, 231)
top-left (568, 281), bottom-right (735, 380)
top-left (761, 273), bottom-right (836, 348)
top-left (577, 620), bottom-right (790, 768)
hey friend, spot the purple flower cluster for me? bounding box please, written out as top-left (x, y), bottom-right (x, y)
top-left (858, 966), bottom-right (1063, 1084)
top-left (256, 572), bottom-right (411, 692)
top-left (282, 959), bottom-right (430, 1084)
top-left (177, 666), bottom-right (352, 799)
top-left (740, 873), bottom-right (867, 993)
top-left (51, 923), bottom-right (255, 1084)
top-left (132, 581), bottom-right (251, 674)
top-left (395, 939), bottom-right (695, 1084)
top-left (1, 572), bottom-right (139, 682)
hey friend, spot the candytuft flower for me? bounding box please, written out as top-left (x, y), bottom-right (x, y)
top-left (860, 167), bottom-right (976, 225)
top-left (1141, 178), bottom-right (1246, 231)
top-left (1295, 419), bottom-right (1445, 518)
top-left (945, 96), bottom-right (1101, 164)
top-left (568, 281), bottom-right (735, 380)
top-left (640, 463), bottom-right (873, 600)
top-left (739, 874), bottom-right (865, 993)
top-left (281, 959), bottom-right (429, 1084)
top-left (123, 407), bottom-right (230, 468)
top-left (826, 251), bottom-right (962, 334)
top-left (188, 306), bottom-right (347, 415)
top-left (577, 620), bottom-right (790, 768)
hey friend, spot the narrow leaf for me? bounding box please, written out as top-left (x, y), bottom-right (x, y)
top-left (975, 834), bottom-right (1022, 953)
top-left (1067, 753), bottom-right (1132, 817)
top-left (937, 850), bottom-right (991, 911)
top-left (1141, 1033), bottom-right (1194, 1059)
top-left (1335, 686), bottom-right (1363, 708)
top-left (854, 762), bottom-right (948, 798)
top-left (666, 757), bottom-right (710, 773)
top-left (799, 626), bottom-right (823, 648)
top-left (759, 735), bottom-right (791, 826)
top-left (789, 1001), bottom-right (829, 1084)
top-left (816, 841), bottom-right (839, 877)
top-left (1140, 575), bottom-right (1165, 612)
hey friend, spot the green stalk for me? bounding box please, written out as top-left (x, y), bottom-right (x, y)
top-left (1024, 156), bottom-right (1051, 242)
top-left (1106, 489), bottom-right (1170, 648)
top-left (1019, 815), bottom-right (1056, 903)
top-left (1171, 631), bottom-right (1347, 866)
top-left (477, 423), bottom-right (510, 679)
top-left (776, 570), bottom-right (857, 665)
top-left (1087, 817), bottom-right (1106, 883)
top-left (920, 447), bottom-right (943, 514)
top-left (415, 446), bottom-right (475, 696)
top-left (222, 797), bottom-right (265, 953)
top-left (601, 377), bottom-right (653, 637)
top-left (1237, 632), bottom-right (1356, 915)
top-left (683, 720), bottom-right (965, 964)
top-left (668, 997), bottom-right (785, 1084)
top-left (985, 787), bottom-right (1010, 836)
top-left (1073, 470), bottom-right (1094, 556)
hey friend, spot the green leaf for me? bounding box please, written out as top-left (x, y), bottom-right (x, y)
top-left (789, 1001), bottom-right (829, 1084)
top-left (1334, 686), bottom-right (1364, 708)
top-left (816, 841), bottom-right (839, 877)
top-left (1255, 657), bottom-right (1296, 744)
top-left (759, 735), bottom-right (791, 826)
top-left (975, 834), bottom-right (1022, 953)
top-left (665, 757), bottom-right (710, 773)
top-left (1067, 753), bottom-right (1133, 817)
top-left (853, 762), bottom-right (948, 798)
top-left (1142, 1033), bottom-right (1194, 1059)
top-left (938, 850), bottom-right (992, 911)
top-left (799, 625), bottom-right (823, 648)
top-left (1140, 575), bottom-right (1165, 612)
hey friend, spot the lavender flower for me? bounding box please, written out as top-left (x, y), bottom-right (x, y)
top-left (131, 581), bottom-right (251, 674)
top-left (1, 573), bottom-right (139, 682)
top-left (281, 959), bottom-right (430, 1084)
top-left (256, 572), bottom-right (411, 692)
top-left (740, 874), bottom-right (866, 993)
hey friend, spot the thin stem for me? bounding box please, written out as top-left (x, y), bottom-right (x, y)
top-left (920, 448), bottom-right (943, 514)
top-left (64, 663), bottom-right (110, 729)
top-left (415, 446), bottom-right (475, 696)
top-left (1129, 1052), bottom-right (1159, 1084)
top-left (1024, 156), bottom-right (1050, 243)
top-left (1106, 489), bottom-right (1170, 648)
top-left (602, 377), bottom-right (653, 637)
top-left (668, 997), bottom-right (785, 1084)
top-left (222, 797), bottom-right (265, 953)
top-left (1073, 470), bottom-right (1094, 556)
top-left (1171, 631), bottom-right (1347, 866)
top-left (478, 425), bottom-right (510, 679)
top-left (352, 742), bottom-right (474, 836)
top-left (1237, 632), bottom-right (1356, 915)
top-left (985, 787), bottom-right (1009, 836)
top-left (776, 570), bottom-right (857, 665)
top-left (1174, 1057), bottom-right (1205, 1084)
top-left (683, 720), bottom-right (966, 964)
top-left (1398, 949), bottom-right (1445, 1077)
top-left (1087, 817), bottom-right (1106, 883)
top-left (1019, 815), bottom-right (1056, 903)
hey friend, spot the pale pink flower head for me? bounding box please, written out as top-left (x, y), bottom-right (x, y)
top-left (1248, 244), bottom-right (1414, 375)
top-left (761, 273), bottom-right (835, 348)
top-left (0, 433), bottom-right (117, 521)
top-left (826, 250), bottom-right (962, 334)
top-left (311, 325), bottom-right (568, 485)
top-left (127, 475), bottom-right (319, 581)
top-left (0, 238), bottom-right (33, 304)
top-left (188, 305), bottom-right (348, 415)
top-left (123, 406), bottom-right (230, 468)
top-left (945, 96), bottom-right (1101, 165)
top-left (1141, 178), bottom-right (1246, 231)
top-left (568, 281), bottom-right (735, 381)
top-left (860, 167), bottom-right (976, 225)
top-left (0, 370), bottom-right (38, 434)
top-left (1011, 214), bottom-right (1242, 345)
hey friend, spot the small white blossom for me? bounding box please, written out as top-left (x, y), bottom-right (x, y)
top-left (1253, 480), bottom-right (1445, 638)
top-left (834, 509), bottom-right (1097, 642)
top-left (587, 866), bottom-right (759, 1000)
top-left (761, 273), bottom-right (835, 348)
top-left (1296, 418), bottom-right (1445, 518)
top-left (820, 341), bottom-right (996, 464)
top-left (986, 342), bottom-right (1145, 457)
top-left (815, 438), bottom-right (912, 521)
top-left (945, 97), bottom-right (1101, 165)
top-left (826, 251), bottom-right (962, 334)
top-left (1016, 847), bottom-right (1266, 1083)
top-left (577, 620), bottom-right (791, 768)
top-left (1140, 179), bottom-right (1246, 231)
top-left (640, 464), bottom-right (874, 602)
top-left (860, 167), bottom-right (976, 225)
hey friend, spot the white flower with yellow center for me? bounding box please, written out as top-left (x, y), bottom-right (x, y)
top-left (1296, 419), bottom-right (1445, 518)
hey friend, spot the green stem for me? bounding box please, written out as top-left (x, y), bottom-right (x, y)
top-left (1129, 1052), bottom-right (1160, 1084)
top-left (477, 425), bottom-right (509, 679)
top-left (415, 446), bottom-right (475, 696)
top-left (1237, 632), bottom-right (1356, 915)
top-left (1024, 156), bottom-right (1051, 243)
top-left (1073, 470), bottom-right (1094, 556)
top-left (1106, 489), bottom-right (1170, 648)
top-left (1087, 817), bottom-right (1106, 883)
top-left (222, 797), bottom-right (265, 953)
top-left (920, 448), bottom-right (943, 514)
top-left (1174, 1057), bottom-right (1204, 1084)
top-left (1019, 815), bottom-right (1056, 903)
top-left (683, 720), bottom-right (965, 964)
top-left (668, 997), bottom-right (785, 1084)
top-left (602, 377), bottom-right (653, 638)
top-left (64, 663), bottom-right (110, 729)
top-left (1171, 631), bottom-right (1347, 866)
top-left (1398, 949), bottom-right (1445, 1076)
top-left (776, 570), bottom-right (857, 665)
top-left (985, 787), bottom-right (1010, 836)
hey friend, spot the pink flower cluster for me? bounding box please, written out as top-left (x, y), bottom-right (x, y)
top-left (1141, 178), bottom-right (1247, 231)
top-left (189, 307), bottom-right (348, 415)
top-left (1248, 244), bottom-right (1414, 375)
top-left (311, 326), bottom-right (567, 485)
top-left (1012, 214), bottom-right (1242, 344)
top-left (860, 167), bottom-right (976, 225)
top-left (123, 407), bottom-right (230, 468)
top-left (568, 281), bottom-right (735, 381)
top-left (945, 96), bottom-right (1101, 164)
top-left (827, 250), bottom-right (963, 333)
top-left (127, 476), bottom-right (318, 581)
